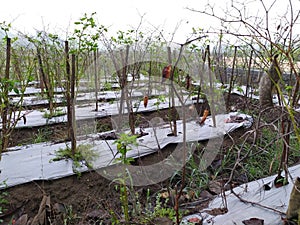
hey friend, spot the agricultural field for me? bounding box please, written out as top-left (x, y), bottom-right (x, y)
top-left (1, 1), bottom-right (300, 225)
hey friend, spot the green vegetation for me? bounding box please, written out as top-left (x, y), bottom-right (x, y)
top-left (113, 133), bottom-right (138, 223)
top-left (63, 205), bottom-right (81, 225)
top-left (0, 181), bottom-right (8, 223)
top-left (153, 95), bottom-right (167, 109)
top-left (171, 146), bottom-right (211, 199)
top-left (51, 144), bottom-right (99, 174)
top-left (149, 193), bottom-right (180, 222)
top-left (33, 127), bottom-right (52, 144)
top-left (42, 107), bottom-right (66, 119)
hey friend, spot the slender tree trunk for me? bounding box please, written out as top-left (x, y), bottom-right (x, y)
top-left (94, 49), bottom-right (99, 111)
top-left (217, 30), bottom-right (224, 85)
top-left (259, 55), bottom-right (281, 109)
top-left (226, 46), bottom-right (237, 111)
top-left (291, 73), bottom-right (300, 107)
top-left (207, 45), bottom-right (216, 127)
top-left (70, 54), bottom-right (77, 155)
top-left (167, 47), bottom-right (177, 136)
top-left (65, 41), bottom-right (72, 140)
top-left (277, 120), bottom-right (291, 180)
top-left (117, 48), bottom-right (126, 133)
top-left (39, 74), bottom-right (45, 97)
top-left (245, 50), bottom-right (254, 98)
top-left (196, 50), bottom-right (207, 114)
top-left (37, 47), bottom-right (53, 115)
top-left (244, 50), bottom-right (254, 109)
top-left (122, 46), bottom-right (135, 135)
top-left (1, 37), bottom-right (11, 154)
top-left (148, 60), bottom-right (152, 96)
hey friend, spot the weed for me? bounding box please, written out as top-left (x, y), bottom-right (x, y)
top-left (288, 135), bottom-right (300, 164)
top-left (235, 85), bottom-right (245, 95)
top-left (63, 205), bottom-right (81, 225)
top-left (112, 133), bottom-right (137, 223)
top-left (153, 194), bottom-right (177, 220)
top-left (0, 181), bottom-right (8, 223)
top-left (227, 127), bottom-right (299, 182)
top-left (109, 209), bottom-right (120, 225)
top-left (51, 144), bottom-right (99, 174)
top-left (103, 81), bottom-right (112, 91)
top-left (153, 95), bottom-right (167, 110)
top-left (33, 127), bottom-right (52, 143)
top-left (141, 193), bottom-right (181, 224)
top-left (42, 107), bottom-right (66, 119)
top-left (244, 128), bottom-right (283, 179)
top-left (170, 145), bottom-right (210, 199)
top-left (114, 133), bottom-right (137, 165)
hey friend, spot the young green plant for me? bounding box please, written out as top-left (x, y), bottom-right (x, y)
top-left (113, 133), bottom-right (138, 223)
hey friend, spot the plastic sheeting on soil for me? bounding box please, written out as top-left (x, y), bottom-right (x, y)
top-left (0, 113), bottom-right (252, 189)
top-left (3, 91), bottom-right (203, 129)
top-left (181, 164), bottom-right (300, 225)
top-left (214, 83), bottom-right (300, 108)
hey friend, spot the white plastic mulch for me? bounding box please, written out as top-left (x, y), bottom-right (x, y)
top-left (0, 112), bottom-right (252, 189)
top-left (181, 165), bottom-right (300, 225)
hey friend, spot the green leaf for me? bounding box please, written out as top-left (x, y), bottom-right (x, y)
top-left (13, 87), bottom-right (19, 95)
top-left (285, 85), bottom-right (293, 91)
top-left (119, 147), bottom-right (127, 155)
top-left (28, 75), bottom-right (35, 83)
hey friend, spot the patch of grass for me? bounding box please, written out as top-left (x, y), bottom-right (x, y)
top-left (51, 144), bottom-right (99, 173)
top-left (229, 127), bottom-right (298, 182)
top-left (170, 145), bottom-right (211, 199)
top-left (103, 81), bottom-right (112, 91)
top-left (42, 107), bottom-right (66, 119)
top-left (33, 127), bottom-right (52, 143)
top-left (288, 135), bottom-right (300, 164)
top-left (63, 205), bottom-right (81, 224)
